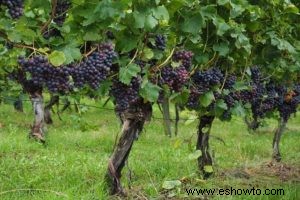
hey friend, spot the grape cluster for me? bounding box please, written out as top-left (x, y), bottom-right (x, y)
top-left (110, 77), bottom-right (141, 111)
top-left (187, 68), bottom-right (224, 110)
top-left (186, 88), bottom-right (201, 110)
top-left (154, 35), bottom-right (166, 51)
top-left (192, 68), bottom-right (224, 91)
top-left (223, 75), bottom-right (237, 89)
top-left (70, 43), bottom-right (117, 89)
top-left (106, 31), bottom-right (115, 40)
top-left (42, 28), bottom-right (62, 39)
top-left (250, 66), bottom-right (261, 83)
top-left (173, 50), bottom-right (194, 70)
top-left (247, 67), bottom-right (300, 124)
top-left (53, 0), bottom-right (71, 26)
top-left (0, 0), bottom-right (24, 19)
top-left (159, 66), bottom-right (189, 92)
top-left (135, 60), bottom-right (146, 70)
top-left (278, 85), bottom-right (300, 122)
top-left (18, 55), bottom-right (71, 93)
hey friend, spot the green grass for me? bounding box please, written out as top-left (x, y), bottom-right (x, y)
top-left (0, 98), bottom-right (299, 199)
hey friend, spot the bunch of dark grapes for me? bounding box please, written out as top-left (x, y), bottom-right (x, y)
top-left (219, 91), bottom-right (240, 121)
top-left (71, 43), bottom-right (117, 89)
top-left (53, 0), bottom-right (71, 26)
top-left (250, 66), bottom-right (261, 84)
top-left (186, 87), bottom-right (201, 110)
top-left (248, 67), bottom-right (265, 117)
top-left (0, 0), bottom-right (24, 19)
top-left (18, 55), bottom-right (71, 93)
top-left (135, 60), bottom-right (147, 70)
top-left (173, 50), bottom-right (193, 70)
top-left (106, 31), bottom-right (115, 40)
top-left (279, 100), bottom-right (299, 122)
top-left (42, 28), bottom-right (62, 39)
top-left (191, 68), bottom-right (224, 91)
top-left (294, 84), bottom-right (300, 95)
top-left (250, 84), bottom-right (268, 119)
top-left (159, 66), bottom-right (189, 92)
top-left (110, 77), bottom-right (141, 111)
top-left (154, 34), bottom-right (166, 51)
top-left (223, 75), bottom-right (237, 89)
top-left (278, 85), bottom-right (300, 122)
top-left (187, 69), bottom-right (225, 110)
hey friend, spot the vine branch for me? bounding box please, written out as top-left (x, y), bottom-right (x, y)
top-left (41, 0), bottom-right (58, 33)
top-left (151, 48), bottom-right (175, 72)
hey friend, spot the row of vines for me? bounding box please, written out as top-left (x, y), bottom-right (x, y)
top-left (0, 0), bottom-right (299, 195)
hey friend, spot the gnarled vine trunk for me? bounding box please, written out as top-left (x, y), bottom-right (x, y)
top-left (196, 115), bottom-right (215, 178)
top-left (29, 92), bottom-right (45, 143)
top-left (272, 117), bottom-right (286, 162)
top-left (244, 116), bottom-right (260, 131)
top-left (106, 102), bottom-right (152, 195)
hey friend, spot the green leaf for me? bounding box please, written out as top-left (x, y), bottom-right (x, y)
top-left (200, 5), bottom-right (217, 20)
top-left (181, 13), bottom-right (204, 34)
top-left (188, 150), bottom-right (202, 160)
top-left (217, 0), bottom-right (230, 6)
top-left (83, 32), bottom-right (101, 41)
top-left (213, 17), bottom-right (230, 36)
top-left (133, 11), bottom-right (146, 28)
top-left (184, 115), bottom-right (198, 125)
top-left (143, 48), bottom-right (154, 60)
top-left (145, 15), bottom-right (158, 30)
top-left (204, 165), bottom-right (214, 173)
top-left (233, 81), bottom-right (249, 91)
top-left (213, 42), bottom-right (230, 56)
top-left (119, 63), bottom-right (141, 85)
top-left (152, 5), bottom-right (169, 21)
top-left (140, 81), bottom-right (161, 102)
top-left (117, 35), bottom-right (139, 53)
top-left (24, 11), bottom-right (36, 18)
top-left (162, 180), bottom-right (181, 190)
top-left (216, 99), bottom-right (228, 110)
top-left (49, 51), bottom-right (66, 66)
top-left (285, 4), bottom-right (299, 14)
top-left (230, 3), bottom-right (246, 18)
top-left (232, 103), bottom-right (246, 117)
top-left (247, 21), bottom-right (261, 32)
top-left (62, 46), bottom-right (82, 64)
top-left (200, 91), bottom-right (214, 107)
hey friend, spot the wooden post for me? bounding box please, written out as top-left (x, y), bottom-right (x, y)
top-left (161, 96), bottom-right (172, 137)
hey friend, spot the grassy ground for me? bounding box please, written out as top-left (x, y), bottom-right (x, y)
top-left (0, 97), bottom-right (299, 199)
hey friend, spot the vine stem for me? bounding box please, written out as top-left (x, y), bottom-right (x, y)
top-left (189, 65), bottom-right (199, 76)
top-left (241, 58), bottom-right (248, 81)
top-left (106, 48), bottom-right (139, 80)
top-left (151, 48), bottom-right (175, 72)
top-left (203, 24), bottom-right (209, 53)
top-left (127, 48), bottom-right (139, 66)
top-left (41, 0), bottom-right (58, 33)
top-left (0, 188), bottom-right (68, 198)
top-left (189, 52), bottom-right (218, 76)
top-left (13, 44), bottom-right (47, 55)
top-left (260, 70), bottom-right (276, 81)
top-left (83, 47), bottom-right (97, 57)
top-left (220, 69), bottom-right (228, 91)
